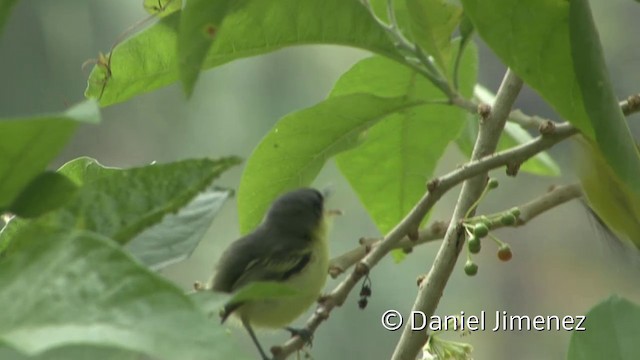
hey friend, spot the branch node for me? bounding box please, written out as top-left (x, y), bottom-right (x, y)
top-left (316, 307), bottom-right (330, 320)
top-left (318, 294), bottom-right (331, 305)
top-left (355, 262), bottom-right (370, 276)
top-left (622, 93), bottom-right (640, 115)
top-left (430, 220), bottom-right (447, 236)
top-left (408, 228), bottom-right (420, 241)
top-left (328, 265), bottom-right (343, 279)
top-left (506, 162), bottom-right (520, 177)
top-left (538, 120), bottom-right (556, 135)
top-left (427, 178), bottom-right (440, 192)
top-left (478, 103), bottom-right (491, 120)
top-left (416, 274), bottom-right (426, 287)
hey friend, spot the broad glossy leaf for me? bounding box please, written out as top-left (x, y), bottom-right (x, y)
top-left (0, 157), bottom-right (240, 255)
top-left (0, 225), bottom-right (241, 360)
top-left (0, 100), bottom-right (99, 211)
top-left (405, 0), bottom-right (462, 74)
top-left (575, 137), bottom-right (640, 250)
top-left (8, 172), bottom-right (78, 218)
top-left (237, 94), bottom-right (425, 234)
top-left (569, 0), bottom-right (640, 194)
top-left (178, 0), bottom-right (234, 96)
top-left (330, 43), bottom-right (476, 240)
top-left (57, 157), bottom-right (118, 185)
top-left (460, 0), bottom-right (593, 136)
top-left (568, 295), bottom-right (640, 360)
top-left (127, 188), bottom-right (232, 270)
top-left (85, 0), bottom-right (402, 106)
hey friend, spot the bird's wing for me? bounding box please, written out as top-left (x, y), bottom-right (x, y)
top-left (219, 244), bottom-right (312, 323)
top-left (230, 243), bottom-right (312, 291)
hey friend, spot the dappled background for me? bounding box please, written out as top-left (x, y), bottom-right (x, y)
top-left (1, 0), bottom-right (639, 359)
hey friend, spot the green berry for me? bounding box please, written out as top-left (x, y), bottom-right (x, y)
top-left (488, 178), bottom-right (499, 189)
top-left (500, 213), bottom-right (517, 226)
top-left (473, 223), bottom-right (489, 238)
top-left (464, 260), bottom-right (478, 276)
top-left (497, 244), bottom-right (513, 261)
top-left (468, 236), bottom-right (481, 254)
top-left (510, 207), bottom-right (521, 217)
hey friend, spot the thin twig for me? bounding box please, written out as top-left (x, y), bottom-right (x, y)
top-left (329, 184), bottom-right (582, 276)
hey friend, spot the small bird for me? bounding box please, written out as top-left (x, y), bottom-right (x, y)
top-left (210, 188), bottom-right (332, 360)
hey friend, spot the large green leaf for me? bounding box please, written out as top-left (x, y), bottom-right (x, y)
top-left (404, 0), bottom-right (462, 74)
top-left (57, 156), bottom-right (118, 185)
top-left (177, 0), bottom-right (234, 96)
top-left (0, 100), bottom-right (100, 211)
top-left (567, 295), bottom-right (640, 360)
top-left (569, 0), bottom-right (640, 195)
top-left (0, 157), bottom-right (240, 255)
top-left (0, 225), bottom-right (243, 360)
top-left (85, 0), bottom-right (403, 106)
top-left (126, 187), bottom-right (233, 270)
top-left (237, 94), bottom-right (425, 234)
top-left (460, 0), bottom-right (593, 136)
top-left (8, 172), bottom-right (78, 218)
top-left (330, 42), bottom-right (476, 238)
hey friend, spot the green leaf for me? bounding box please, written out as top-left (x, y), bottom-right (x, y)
top-left (237, 94), bottom-right (425, 234)
top-left (568, 295), bottom-right (640, 360)
top-left (465, 85), bottom-right (560, 177)
top-left (569, 0), bottom-right (640, 195)
top-left (0, 225), bottom-right (242, 360)
top-left (177, 0), bottom-right (234, 96)
top-left (460, 0), bottom-right (593, 136)
top-left (330, 42), bottom-right (477, 238)
top-left (0, 0), bottom-right (19, 36)
top-left (0, 157), bottom-right (240, 255)
top-left (57, 157), bottom-right (118, 186)
top-left (405, 0), bottom-right (462, 74)
top-left (368, 0), bottom-right (412, 35)
top-left (8, 172), bottom-right (78, 218)
top-left (126, 188), bottom-right (233, 270)
top-left (143, 0), bottom-right (182, 18)
top-left (0, 100), bottom-right (100, 211)
top-left (85, 0), bottom-right (402, 107)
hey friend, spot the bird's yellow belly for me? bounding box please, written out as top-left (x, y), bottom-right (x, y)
top-left (237, 236), bottom-right (329, 328)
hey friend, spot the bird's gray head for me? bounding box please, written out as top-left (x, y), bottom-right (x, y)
top-left (264, 188), bottom-right (324, 236)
